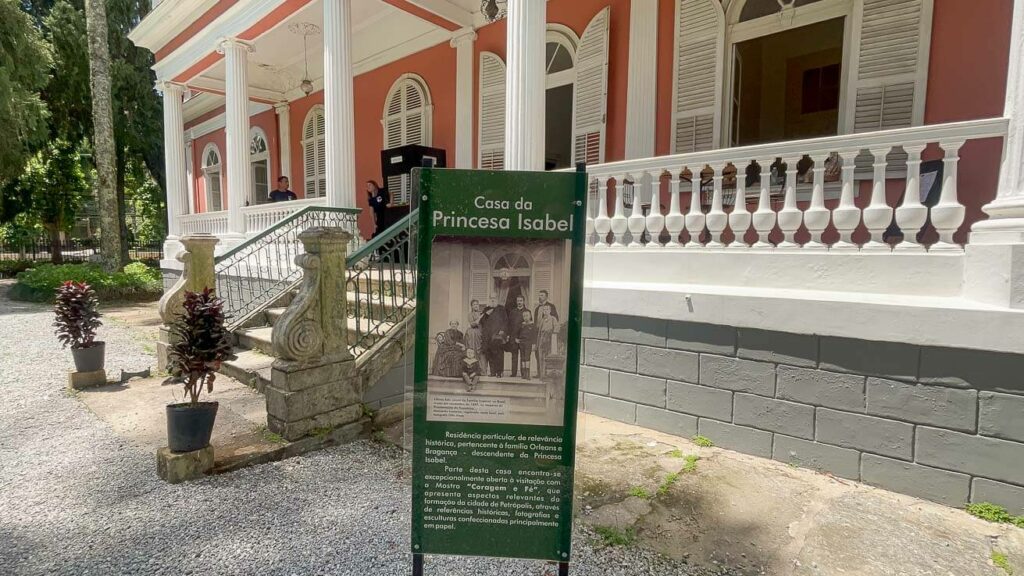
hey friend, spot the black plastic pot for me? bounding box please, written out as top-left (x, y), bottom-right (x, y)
top-left (71, 342), bottom-right (105, 373)
top-left (166, 402), bottom-right (219, 453)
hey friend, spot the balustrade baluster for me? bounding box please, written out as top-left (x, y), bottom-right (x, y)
top-left (931, 140), bottom-right (966, 251)
top-left (593, 177), bottom-right (612, 249)
top-left (705, 163), bottom-right (727, 248)
top-left (729, 162), bottom-right (752, 248)
top-left (752, 158), bottom-right (776, 248)
top-left (777, 156), bottom-right (802, 249)
top-left (684, 167), bottom-right (705, 248)
top-left (645, 172), bottom-right (666, 248)
top-left (664, 172), bottom-right (685, 248)
top-left (628, 172), bottom-right (648, 248)
top-left (585, 178), bottom-right (597, 246)
top-left (863, 146), bottom-right (895, 250)
top-left (804, 153), bottom-right (831, 249)
top-left (610, 175), bottom-right (629, 247)
top-left (832, 149), bottom-right (861, 251)
top-left (894, 144), bottom-right (928, 252)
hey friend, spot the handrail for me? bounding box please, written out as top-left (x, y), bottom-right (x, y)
top-left (345, 209), bottom-right (419, 356)
top-left (215, 206), bottom-right (362, 329)
top-left (215, 205), bottom-right (361, 264)
top-left (346, 210), bottom-right (417, 265)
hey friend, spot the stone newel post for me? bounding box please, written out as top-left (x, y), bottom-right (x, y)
top-left (267, 227), bottom-right (368, 441)
top-left (157, 235), bottom-right (219, 371)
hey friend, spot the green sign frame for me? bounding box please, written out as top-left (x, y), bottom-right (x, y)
top-left (411, 168), bottom-right (588, 563)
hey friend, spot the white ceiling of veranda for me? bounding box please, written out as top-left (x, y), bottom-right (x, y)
top-left (183, 0), bottom-right (459, 121)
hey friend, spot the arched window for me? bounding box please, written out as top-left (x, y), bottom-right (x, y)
top-left (383, 75), bottom-right (431, 205)
top-left (738, 0), bottom-right (826, 22)
top-left (202, 144), bottom-right (223, 212)
top-left (545, 26), bottom-right (577, 170)
top-left (382, 75), bottom-right (432, 149)
top-left (250, 127), bottom-right (270, 204)
top-left (302, 106), bottom-right (326, 199)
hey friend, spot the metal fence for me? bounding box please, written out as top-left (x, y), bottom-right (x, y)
top-left (0, 237), bottom-right (163, 273)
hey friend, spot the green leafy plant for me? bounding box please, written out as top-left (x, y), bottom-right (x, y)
top-left (682, 454), bottom-right (700, 473)
top-left (167, 289), bottom-right (232, 405)
top-left (992, 551), bottom-right (1014, 575)
top-left (593, 525), bottom-right (635, 547)
top-left (53, 281), bottom-right (101, 349)
top-left (657, 471), bottom-right (681, 496)
top-left (668, 449), bottom-right (684, 458)
top-left (629, 486), bottom-right (652, 500)
top-left (13, 262), bottom-right (161, 302)
top-left (966, 503), bottom-right (1024, 528)
top-left (692, 435), bottom-right (714, 448)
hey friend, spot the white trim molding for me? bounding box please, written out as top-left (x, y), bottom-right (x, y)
top-left (451, 28), bottom-right (477, 169)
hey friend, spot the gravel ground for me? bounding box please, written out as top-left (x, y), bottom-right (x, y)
top-left (0, 288), bottom-right (718, 576)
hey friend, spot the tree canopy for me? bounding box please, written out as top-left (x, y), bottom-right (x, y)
top-left (0, 0), bottom-right (51, 189)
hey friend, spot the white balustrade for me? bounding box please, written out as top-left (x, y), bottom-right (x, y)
top-left (242, 197), bottom-right (328, 235)
top-left (179, 212), bottom-right (229, 236)
top-left (573, 118), bottom-right (1006, 253)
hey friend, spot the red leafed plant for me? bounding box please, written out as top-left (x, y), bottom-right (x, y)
top-left (167, 289), bottom-right (232, 405)
top-left (53, 281), bottom-right (102, 349)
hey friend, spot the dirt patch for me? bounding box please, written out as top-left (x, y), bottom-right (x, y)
top-left (573, 414), bottom-right (1024, 576)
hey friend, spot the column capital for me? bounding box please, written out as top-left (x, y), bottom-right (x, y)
top-left (274, 101), bottom-right (291, 115)
top-left (157, 80), bottom-right (187, 96)
top-left (450, 27), bottom-right (477, 48)
top-left (217, 37), bottom-right (255, 55)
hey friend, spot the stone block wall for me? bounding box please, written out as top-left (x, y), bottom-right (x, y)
top-left (580, 312), bottom-right (1024, 512)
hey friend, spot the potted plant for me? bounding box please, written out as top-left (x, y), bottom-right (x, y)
top-left (54, 281), bottom-right (104, 372)
top-left (166, 288), bottom-right (232, 453)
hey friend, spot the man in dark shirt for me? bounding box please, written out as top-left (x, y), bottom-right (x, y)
top-left (481, 298), bottom-right (508, 377)
top-left (506, 295), bottom-right (527, 378)
top-left (269, 176), bottom-right (297, 202)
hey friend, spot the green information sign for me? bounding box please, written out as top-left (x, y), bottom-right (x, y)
top-left (411, 168), bottom-right (588, 565)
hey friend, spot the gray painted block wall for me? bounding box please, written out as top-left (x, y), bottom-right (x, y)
top-left (580, 312), bottom-right (1024, 512)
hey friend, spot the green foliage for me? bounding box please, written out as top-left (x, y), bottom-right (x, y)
top-left (628, 486), bottom-right (652, 500)
top-left (52, 280), bottom-right (100, 349)
top-left (12, 261), bottom-right (161, 301)
top-left (682, 454), bottom-right (700, 474)
top-left (593, 525), bottom-right (635, 547)
top-left (692, 435), bottom-right (714, 448)
top-left (667, 449), bottom-right (684, 458)
top-left (7, 141), bottom-right (89, 235)
top-left (167, 289), bottom-right (232, 405)
top-left (657, 471), bottom-right (681, 496)
top-left (0, 0), bottom-right (51, 187)
top-left (124, 160), bottom-right (165, 244)
top-left (966, 503), bottom-right (1024, 529)
top-left (991, 551), bottom-right (1013, 575)
top-left (0, 259), bottom-right (34, 278)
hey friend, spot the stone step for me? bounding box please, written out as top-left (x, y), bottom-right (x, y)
top-left (262, 294), bottom-right (412, 328)
top-left (219, 349), bottom-right (274, 392)
top-left (235, 316), bottom-right (393, 351)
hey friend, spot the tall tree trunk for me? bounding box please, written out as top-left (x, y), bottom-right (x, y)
top-left (116, 145), bottom-right (130, 263)
top-left (84, 0), bottom-right (125, 272)
top-left (46, 225), bottom-right (64, 265)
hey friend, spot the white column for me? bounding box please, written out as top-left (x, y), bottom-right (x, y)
top-left (504, 0), bottom-right (546, 171)
top-left (324, 0), bottom-right (357, 208)
top-left (451, 28), bottom-right (477, 169)
top-left (972, 0), bottom-right (1024, 243)
top-left (161, 81), bottom-right (187, 238)
top-left (275, 103), bottom-right (292, 182)
top-left (185, 134), bottom-right (195, 215)
top-left (219, 37), bottom-right (254, 236)
top-left (624, 0), bottom-right (657, 160)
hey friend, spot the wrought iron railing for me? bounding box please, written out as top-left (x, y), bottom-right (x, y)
top-left (345, 211), bottom-right (418, 356)
top-left (215, 206), bottom-right (362, 329)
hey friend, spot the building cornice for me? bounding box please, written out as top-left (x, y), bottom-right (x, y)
top-left (128, 0), bottom-right (219, 53)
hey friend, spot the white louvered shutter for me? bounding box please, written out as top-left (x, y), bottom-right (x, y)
top-left (672, 0), bottom-right (725, 153)
top-left (572, 7), bottom-right (610, 166)
top-left (470, 250), bottom-right (491, 303)
top-left (478, 52), bottom-right (506, 170)
top-left (851, 0), bottom-right (930, 132)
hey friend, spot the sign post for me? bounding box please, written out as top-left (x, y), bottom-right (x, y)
top-left (411, 168), bottom-right (587, 573)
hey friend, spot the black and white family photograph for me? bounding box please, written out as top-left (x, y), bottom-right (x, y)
top-left (425, 237), bottom-right (571, 426)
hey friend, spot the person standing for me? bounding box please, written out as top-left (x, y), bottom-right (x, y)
top-left (269, 176), bottom-right (297, 202)
top-left (507, 295), bottom-right (527, 378)
top-left (481, 298), bottom-right (508, 377)
top-left (535, 290), bottom-right (559, 376)
top-left (366, 180), bottom-right (390, 237)
top-left (517, 310), bottom-right (537, 379)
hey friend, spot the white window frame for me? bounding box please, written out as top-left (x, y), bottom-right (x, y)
top-left (249, 126), bottom-right (271, 205)
top-left (201, 143), bottom-right (223, 213)
top-left (381, 74), bottom-right (433, 149)
top-left (546, 25), bottom-right (579, 170)
top-left (722, 0), bottom-right (855, 143)
top-left (301, 105), bottom-right (326, 199)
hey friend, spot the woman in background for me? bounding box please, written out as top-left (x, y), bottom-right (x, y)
top-left (366, 180), bottom-right (390, 238)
